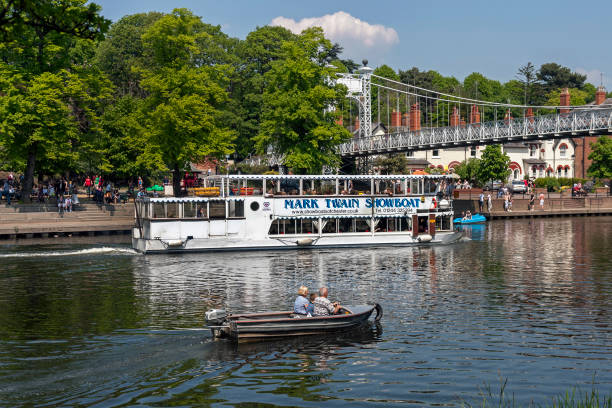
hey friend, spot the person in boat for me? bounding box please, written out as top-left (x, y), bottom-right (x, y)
top-left (293, 286), bottom-right (311, 315)
top-left (307, 293), bottom-right (316, 315)
top-left (463, 210), bottom-right (472, 220)
top-left (313, 287), bottom-right (341, 316)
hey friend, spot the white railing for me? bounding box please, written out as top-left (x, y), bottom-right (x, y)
top-left (339, 109), bottom-right (612, 156)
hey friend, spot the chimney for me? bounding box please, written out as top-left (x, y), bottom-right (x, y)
top-left (391, 110), bottom-right (402, 128)
top-left (450, 106), bottom-right (459, 127)
top-left (504, 109), bottom-right (512, 124)
top-left (335, 109), bottom-right (343, 126)
top-left (526, 107), bottom-right (534, 123)
top-left (410, 104), bottom-right (421, 131)
top-left (560, 88), bottom-right (570, 114)
top-left (595, 86), bottom-right (606, 105)
top-left (470, 105), bottom-right (480, 124)
top-left (354, 117), bottom-right (360, 131)
top-left (402, 113), bottom-right (410, 127)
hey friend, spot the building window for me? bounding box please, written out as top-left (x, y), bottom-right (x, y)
top-left (559, 145), bottom-right (567, 157)
top-left (564, 168), bottom-right (568, 176)
top-left (406, 151), bottom-right (414, 157)
top-left (529, 145), bottom-right (537, 157)
top-left (514, 169), bottom-right (519, 179)
top-left (470, 146), bottom-right (477, 157)
top-left (432, 149), bottom-right (440, 158)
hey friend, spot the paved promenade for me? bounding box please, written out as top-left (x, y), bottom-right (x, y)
top-left (0, 202), bottom-right (134, 238)
top-left (454, 195), bottom-right (612, 220)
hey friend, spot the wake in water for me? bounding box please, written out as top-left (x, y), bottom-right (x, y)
top-left (0, 246), bottom-right (139, 258)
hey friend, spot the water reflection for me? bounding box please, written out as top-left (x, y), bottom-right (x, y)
top-left (0, 217), bottom-right (611, 406)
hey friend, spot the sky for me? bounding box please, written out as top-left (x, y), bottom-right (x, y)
top-left (94, 0), bottom-right (611, 88)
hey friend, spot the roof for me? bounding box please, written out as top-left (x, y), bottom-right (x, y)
top-left (523, 158), bottom-right (546, 165)
top-left (405, 158), bottom-right (431, 166)
top-left (503, 142), bottom-right (527, 148)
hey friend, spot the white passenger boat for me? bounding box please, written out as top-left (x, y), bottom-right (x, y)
top-left (132, 174), bottom-right (460, 253)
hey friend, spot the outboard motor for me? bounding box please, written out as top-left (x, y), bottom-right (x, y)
top-left (205, 309), bottom-right (228, 339)
top-left (205, 309), bottom-right (227, 326)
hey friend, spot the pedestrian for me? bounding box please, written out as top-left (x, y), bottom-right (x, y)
top-left (138, 176), bottom-right (143, 190)
top-left (539, 192), bottom-right (545, 209)
top-left (487, 193), bottom-right (492, 212)
top-left (58, 195), bottom-right (64, 213)
top-left (478, 192), bottom-right (484, 213)
top-left (2, 179), bottom-right (11, 205)
top-left (529, 194), bottom-right (535, 211)
top-left (84, 176), bottom-right (92, 198)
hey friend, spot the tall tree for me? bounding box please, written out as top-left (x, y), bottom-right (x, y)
top-left (255, 27), bottom-right (351, 174)
top-left (537, 63), bottom-right (586, 96)
top-left (476, 145), bottom-right (510, 184)
top-left (230, 25), bottom-right (296, 158)
top-left (137, 9), bottom-right (236, 195)
top-left (587, 136), bottom-right (612, 179)
top-left (454, 158), bottom-right (481, 184)
top-left (94, 12), bottom-right (163, 97)
top-left (0, 0), bottom-right (110, 202)
top-left (516, 62), bottom-right (539, 105)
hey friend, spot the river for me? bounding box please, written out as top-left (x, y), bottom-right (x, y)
top-left (0, 217), bottom-right (611, 407)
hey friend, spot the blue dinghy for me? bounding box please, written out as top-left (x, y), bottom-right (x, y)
top-left (453, 214), bottom-right (487, 224)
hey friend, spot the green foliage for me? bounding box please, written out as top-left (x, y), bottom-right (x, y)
top-left (138, 9), bottom-right (236, 193)
top-left (373, 154), bottom-right (409, 175)
top-left (477, 145), bottom-right (510, 184)
top-left (255, 27), bottom-right (351, 174)
top-left (454, 158), bottom-right (481, 184)
top-left (94, 12), bottom-right (163, 97)
top-left (587, 136), bottom-right (612, 179)
top-left (546, 88), bottom-right (588, 107)
top-left (533, 177), bottom-right (587, 191)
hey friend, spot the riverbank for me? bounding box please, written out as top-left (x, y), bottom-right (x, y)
top-left (0, 202), bottom-right (133, 239)
top-left (454, 196), bottom-right (612, 219)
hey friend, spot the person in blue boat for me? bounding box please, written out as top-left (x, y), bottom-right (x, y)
top-left (293, 286), bottom-right (311, 315)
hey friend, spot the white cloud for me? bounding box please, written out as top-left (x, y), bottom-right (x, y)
top-left (575, 68), bottom-right (608, 88)
top-left (270, 11), bottom-right (399, 61)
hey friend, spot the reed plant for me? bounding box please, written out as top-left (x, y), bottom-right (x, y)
top-left (461, 377), bottom-right (611, 408)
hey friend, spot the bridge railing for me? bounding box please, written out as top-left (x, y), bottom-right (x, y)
top-left (339, 109), bottom-right (612, 156)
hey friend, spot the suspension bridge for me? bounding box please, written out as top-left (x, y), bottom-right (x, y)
top-left (336, 65), bottom-right (612, 158)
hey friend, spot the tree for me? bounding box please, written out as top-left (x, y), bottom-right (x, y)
top-left (454, 158), bottom-right (481, 184)
top-left (546, 88), bottom-right (588, 108)
top-left (477, 145), bottom-right (510, 184)
top-left (373, 154), bottom-right (409, 174)
top-left (587, 136), bottom-right (612, 179)
top-left (516, 62), bottom-right (539, 105)
top-left (94, 12), bottom-right (163, 97)
top-left (372, 65), bottom-right (401, 126)
top-left (255, 27), bottom-right (351, 174)
top-left (537, 63), bottom-right (586, 95)
top-left (231, 25), bottom-right (296, 158)
top-left (0, 0), bottom-right (110, 202)
top-left (138, 9), bottom-right (236, 195)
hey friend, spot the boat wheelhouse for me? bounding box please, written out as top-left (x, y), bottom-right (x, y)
top-left (132, 174), bottom-right (460, 253)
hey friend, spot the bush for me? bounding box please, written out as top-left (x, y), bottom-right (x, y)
top-left (534, 177), bottom-right (587, 192)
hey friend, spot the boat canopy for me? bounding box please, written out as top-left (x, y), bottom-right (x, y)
top-left (226, 174), bottom-right (449, 181)
top-left (141, 197), bottom-right (245, 203)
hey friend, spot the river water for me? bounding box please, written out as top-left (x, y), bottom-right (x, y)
top-left (0, 217), bottom-right (611, 407)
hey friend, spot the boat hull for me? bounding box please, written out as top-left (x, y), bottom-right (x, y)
top-left (214, 305), bottom-right (381, 341)
top-left (133, 231), bottom-right (462, 254)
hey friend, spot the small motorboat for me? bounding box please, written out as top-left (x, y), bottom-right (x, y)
top-left (453, 214), bottom-right (487, 224)
top-left (205, 304), bottom-right (383, 341)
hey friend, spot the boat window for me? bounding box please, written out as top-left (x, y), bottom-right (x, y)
top-left (338, 218), bottom-right (355, 233)
top-left (355, 219), bottom-right (369, 232)
top-left (410, 179), bottom-right (421, 195)
top-left (268, 220), bottom-right (279, 235)
top-left (436, 215), bottom-right (451, 230)
top-left (322, 219), bottom-right (338, 234)
top-left (183, 202), bottom-right (207, 218)
top-left (299, 219), bottom-right (314, 234)
top-left (166, 203), bottom-right (179, 218)
top-left (209, 201), bottom-right (226, 219)
top-left (424, 179), bottom-right (437, 194)
top-left (152, 202), bottom-right (165, 218)
top-left (228, 200), bottom-right (244, 218)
